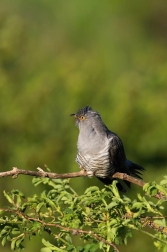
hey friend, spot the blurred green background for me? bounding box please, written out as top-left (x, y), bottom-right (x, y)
top-left (0, 0), bottom-right (167, 251)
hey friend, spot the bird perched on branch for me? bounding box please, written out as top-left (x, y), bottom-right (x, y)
top-left (71, 106), bottom-right (145, 191)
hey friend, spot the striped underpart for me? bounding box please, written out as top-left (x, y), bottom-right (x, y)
top-left (76, 145), bottom-right (115, 178)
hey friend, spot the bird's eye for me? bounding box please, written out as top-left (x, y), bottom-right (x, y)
top-left (80, 115), bottom-right (85, 120)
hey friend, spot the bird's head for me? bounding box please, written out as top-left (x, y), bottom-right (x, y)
top-left (70, 106), bottom-right (102, 130)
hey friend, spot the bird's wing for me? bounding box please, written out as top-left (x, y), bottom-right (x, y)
top-left (97, 131), bottom-right (128, 191)
top-left (106, 131), bottom-right (144, 189)
top-left (107, 132), bottom-right (127, 172)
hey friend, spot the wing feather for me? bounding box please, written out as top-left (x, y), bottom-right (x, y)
top-left (107, 132), bottom-right (127, 172)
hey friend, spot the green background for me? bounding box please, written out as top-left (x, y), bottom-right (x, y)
top-left (0, 0), bottom-right (167, 251)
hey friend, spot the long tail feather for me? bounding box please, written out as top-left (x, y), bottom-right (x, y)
top-left (126, 160), bottom-right (145, 179)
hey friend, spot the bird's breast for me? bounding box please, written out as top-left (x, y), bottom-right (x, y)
top-left (77, 129), bottom-right (107, 153)
top-left (76, 137), bottom-right (115, 178)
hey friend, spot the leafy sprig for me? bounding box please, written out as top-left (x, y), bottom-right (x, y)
top-left (0, 177), bottom-right (167, 251)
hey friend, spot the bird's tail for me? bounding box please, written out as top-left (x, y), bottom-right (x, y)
top-left (126, 159), bottom-right (145, 179)
top-left (97, 160), bottom-right (145, 192)
top-left (125, 159), bottom-right (145, 188)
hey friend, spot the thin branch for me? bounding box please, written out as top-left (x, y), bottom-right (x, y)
top-left (2, 206), bottom-right (167, 247)
top-left (0, 167), bottom-right (143, 184)
top-left (0, 167), bottom-right (166, 199)
top-left (141, 217), bottom-right (167, 236)
top-left (40, 220), bottom-right (120, 252)
top-left (0, 167), bottom-right (87, 179)
top-left (112, 172), bottom-right (145, 187)
top-left (0, 207), bottom-right (119, 251)
top-left (124, 213), bottom-right (167, 237)
top-left (0, 167), bottom-right (145, 188)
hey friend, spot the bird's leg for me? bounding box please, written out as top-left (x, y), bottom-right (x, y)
top-left (79, 165), bottom-right (94, 178)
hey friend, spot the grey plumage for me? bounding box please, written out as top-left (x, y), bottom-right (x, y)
top-left (71, 106), bottom-right (145, 190)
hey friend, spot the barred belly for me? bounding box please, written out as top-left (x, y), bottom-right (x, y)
top-left (76, 149), bottom-right (115, 178)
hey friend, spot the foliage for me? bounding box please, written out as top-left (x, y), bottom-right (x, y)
top-left (0, 177), bottom-right (167, 252)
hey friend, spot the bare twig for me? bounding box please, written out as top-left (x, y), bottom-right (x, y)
top-left (0, 167), bottom-right (144, 187)
top-left (0, 167), bottom-right (87, 179)
top-left (0, 167), bottom-right (166, 199)
top-left (112, 172), bottom-right (145, 187)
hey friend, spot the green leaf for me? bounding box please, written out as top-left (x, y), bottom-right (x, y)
top-left (16, 237), bottom-right (24, 248)
top-left (76, 246), bottom-right (84, 251)
top-left (109, 219), bottom-right (118, 226)
top-left (99, 241), bottom-right (105, 249)
top-left (1, 225), bottom-right (12, 235)
top-left (143, 183), bottom-right (150, 191)
top-left (1, 236), bottom-right (7, 246)
top-left (11, 227), bottom-right (20, 235)
top-left (154, 218), bottom-right (166, 227)
top-left (156, 184), bottom-right (167, 196)
top-left (42, 239), bottom-right (54, 247)
top-left (32, 177), bottom-right (45, 187)
top-left (44, 198), bottom-right (57, 209)
top-left (154, 240), bottom-right (164, 250)
top-left (124, 230), bottom-right (132, 245)
top-left (110, 180), bottom-right (120, 198)
top-left (1, 228), bottom-right (8, 236)
top-left (41, 239), bottom-right (66, 251)
top-left (65, 233), bottom-right (72, 244)
top-left (21, 203), bottom-right (28, 212)
top-left (107, 201), bottom-right (118, 209)
top-left (133, 209), bottom-right (143, 218)
top-left (66, 245), bottom-right (75, 251)
top-left (131, 202), bottom-right (143, 209)
top-left (137, 193), bottom-right (143, 201)
top-left (84, 243), bottom-right (99, 252)
top-left (84, 187), bottom-right (99, 194)
top-left (11, 239), bottom-right (16, 250)
top-left (36, 202), bottom-right (45, 213)
top-left (3, 191), bottom-right (14, 204)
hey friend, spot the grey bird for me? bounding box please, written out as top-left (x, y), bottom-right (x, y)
top-left (71, 106), bottom-right (145, 191)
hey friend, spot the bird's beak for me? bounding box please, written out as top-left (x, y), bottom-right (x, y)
top-left (70, 113), bottom-right (77, 118)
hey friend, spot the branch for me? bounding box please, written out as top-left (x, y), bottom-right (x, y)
top-left (112, 172), bottom-right (145, 187)
top-left (0, 167), bottom-right (87, 179)
top-left (0, 167), bottom-right (144, 186)
top-left (0, 167), bottom-right (166, 199)
top-left (34, 219), bottom-right (120, 252)
top-left (141, 217), bottom-right (167, 236)
top-left (0, 207), bottom-right (120, 252)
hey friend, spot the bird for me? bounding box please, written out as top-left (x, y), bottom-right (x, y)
top-left (70, 106), bottom-right (145, 191)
